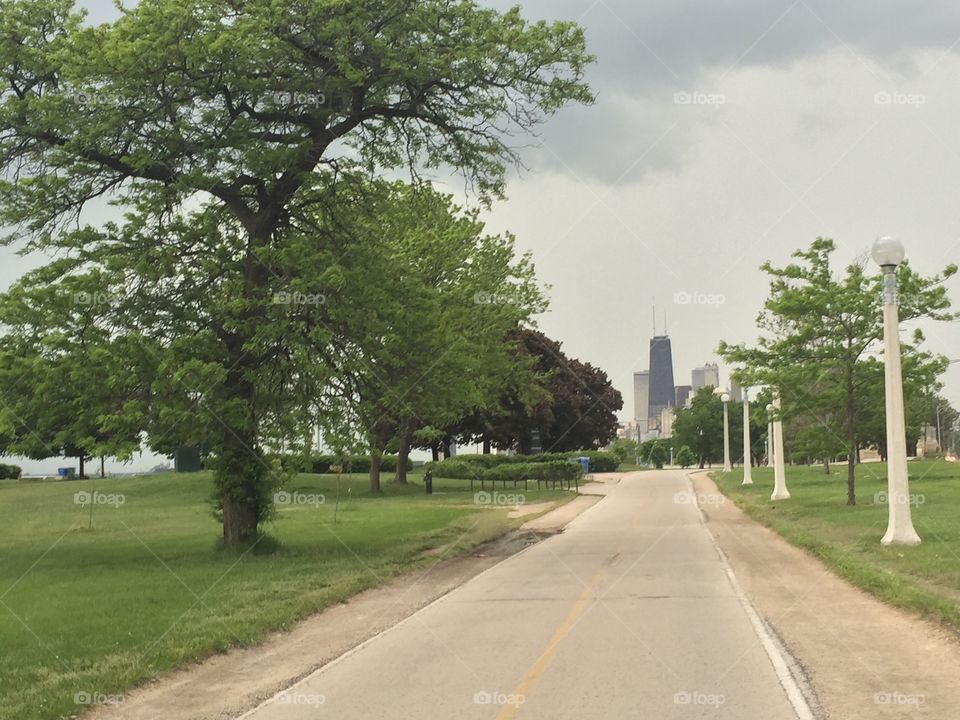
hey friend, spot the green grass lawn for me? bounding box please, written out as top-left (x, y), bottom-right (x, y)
top-left (0, 470), bottom-right (572, 720)
top-left (611, 462), bottom-right (646, 473)
top-left (713, 459), bottom-right (960, 631)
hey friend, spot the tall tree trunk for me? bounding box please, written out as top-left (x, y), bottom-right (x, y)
top-left (100, 455), bottom-right (105, 478)
top-left (845, 370), bottom-right (857, 506)
top-left (442, 437), bottom-right (452, 460)
top-left (394, 421), bottom-right (411, 484)
top-left (482, 437), bottom-right (491, 454)
top-left (79, 454), bottom-right (86, 479)
top-left (369, 452), bottom-right (382, 492)
top-left (823, 457), bottom-right (830, 474)
top-left (222, 492), bottom-right (258, 546)
top-left (431, 443), bottom-right (440, 462)
top-left (369, 427), bottom-right (391, 493)
top-left (218, 230), bottom-right (274, 547)
top-left (217, 360), bottom-right (267, 546)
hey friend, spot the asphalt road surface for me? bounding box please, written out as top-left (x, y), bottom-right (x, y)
top-left (240, 471), bottom-right (814, 719)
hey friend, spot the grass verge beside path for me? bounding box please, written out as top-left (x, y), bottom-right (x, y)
top-left (712, 459), bottom-right (960, 633)
top-left (0, 470), bottom-right (573, 720)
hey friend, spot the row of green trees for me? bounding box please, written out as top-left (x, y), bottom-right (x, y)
top-left (633, 378), bottom-right (955, 475)
top-left (714, 238), bottom-right (955, 505)
top-left (618, 240), bottom-right (955, 485)
top-left (0, 0), bottom-right (597, 544)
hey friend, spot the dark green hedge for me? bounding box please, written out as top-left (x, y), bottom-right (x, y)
top-left (426, 459), bottom-right (581, 482)
top-left (424, 459), bottom-right (485, 480)
top-left (0, 463), bottom-right (22, 480)
top-left (569, 451), bottom-right (620, 472)
top-left (273, 453), bottom-right (413, 474)
top-left (437, 450), bottom-right (619, 472)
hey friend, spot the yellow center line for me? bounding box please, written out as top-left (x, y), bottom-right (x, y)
top-left (495, 568), bottom-right (605, 720)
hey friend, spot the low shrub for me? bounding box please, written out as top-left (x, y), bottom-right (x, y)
top-left (422, 460), bottom-right (484, 480)
top-left (0, 464), bottom-right (22, 480)
top-left (271, 453), bottom-right (411, 475)
top-left (531, 460), bottom-right (582, 482)
top-left (565, 451), bottom-right (619, 472)
top-left (427, 459), bottom-right (581, 483)
top-left (447, 454), bottom-right (522, 467)
top-left (675, 446), bottom-right (695, 469)
top-left (435, 450), bottom-right (619, 472)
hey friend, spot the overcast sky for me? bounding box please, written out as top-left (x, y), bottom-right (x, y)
top-left (6, 0), bottom-right (960, 470)
top-left (472, 0), bottom-right (960, 422)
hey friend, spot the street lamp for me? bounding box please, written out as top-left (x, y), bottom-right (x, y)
top-left (698, 427), bottom-right (704, 467)
top-left (770, 393), bottom-right (790, 500)
top-left (742, 387), bottom-right (753, 485)
top-left (766, 404), bottom-right (774, 466)
top-left (714, 387), bottom-right (732, 472)
top-left (872, 236), bottom-right (921, 546)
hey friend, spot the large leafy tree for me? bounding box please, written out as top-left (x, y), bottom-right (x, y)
top-left (0, 0), bottom-right (592, 544)
top-left (671, 387), bottom-right (730, 469)
top-left (454, 328), bottom-right (623, 453)
top-left (313, 181), bottom-right (544, 491)
top-left (719, 238), bottom-right (955, 505)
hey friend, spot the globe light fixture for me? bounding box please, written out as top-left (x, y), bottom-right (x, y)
top-left (871, 236), bottom-right (906, 268)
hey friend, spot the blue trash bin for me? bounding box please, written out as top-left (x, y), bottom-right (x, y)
top-left (577, 456), bottom-right (590, 474)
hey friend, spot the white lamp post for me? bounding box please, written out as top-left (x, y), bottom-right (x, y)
top-left (715, 387), bottom-right (732, 472)
top-left (872, 237), bottom-right (921, 546)
top-left (742, 387), bottom-right (753, 485)
top-left (770, 393), bottom-right (790, 500)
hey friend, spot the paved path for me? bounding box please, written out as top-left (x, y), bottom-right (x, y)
top-left (240, 471), bottom-right (812, 719)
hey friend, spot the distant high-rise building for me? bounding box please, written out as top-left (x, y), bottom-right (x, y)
top-left (675, 385), bottom-right (693, 408)
top-left (633, 371), bottom-right (649, 429)
top-left (691, 363), bottom-right (720, 390)
top-left (729, 380), bottom-right (743, 403)
top-left (648, 335), bottom-right (675, 429)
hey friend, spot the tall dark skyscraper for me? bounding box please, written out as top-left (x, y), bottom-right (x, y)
top-left (647, 335), bottom-right (675, 430)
